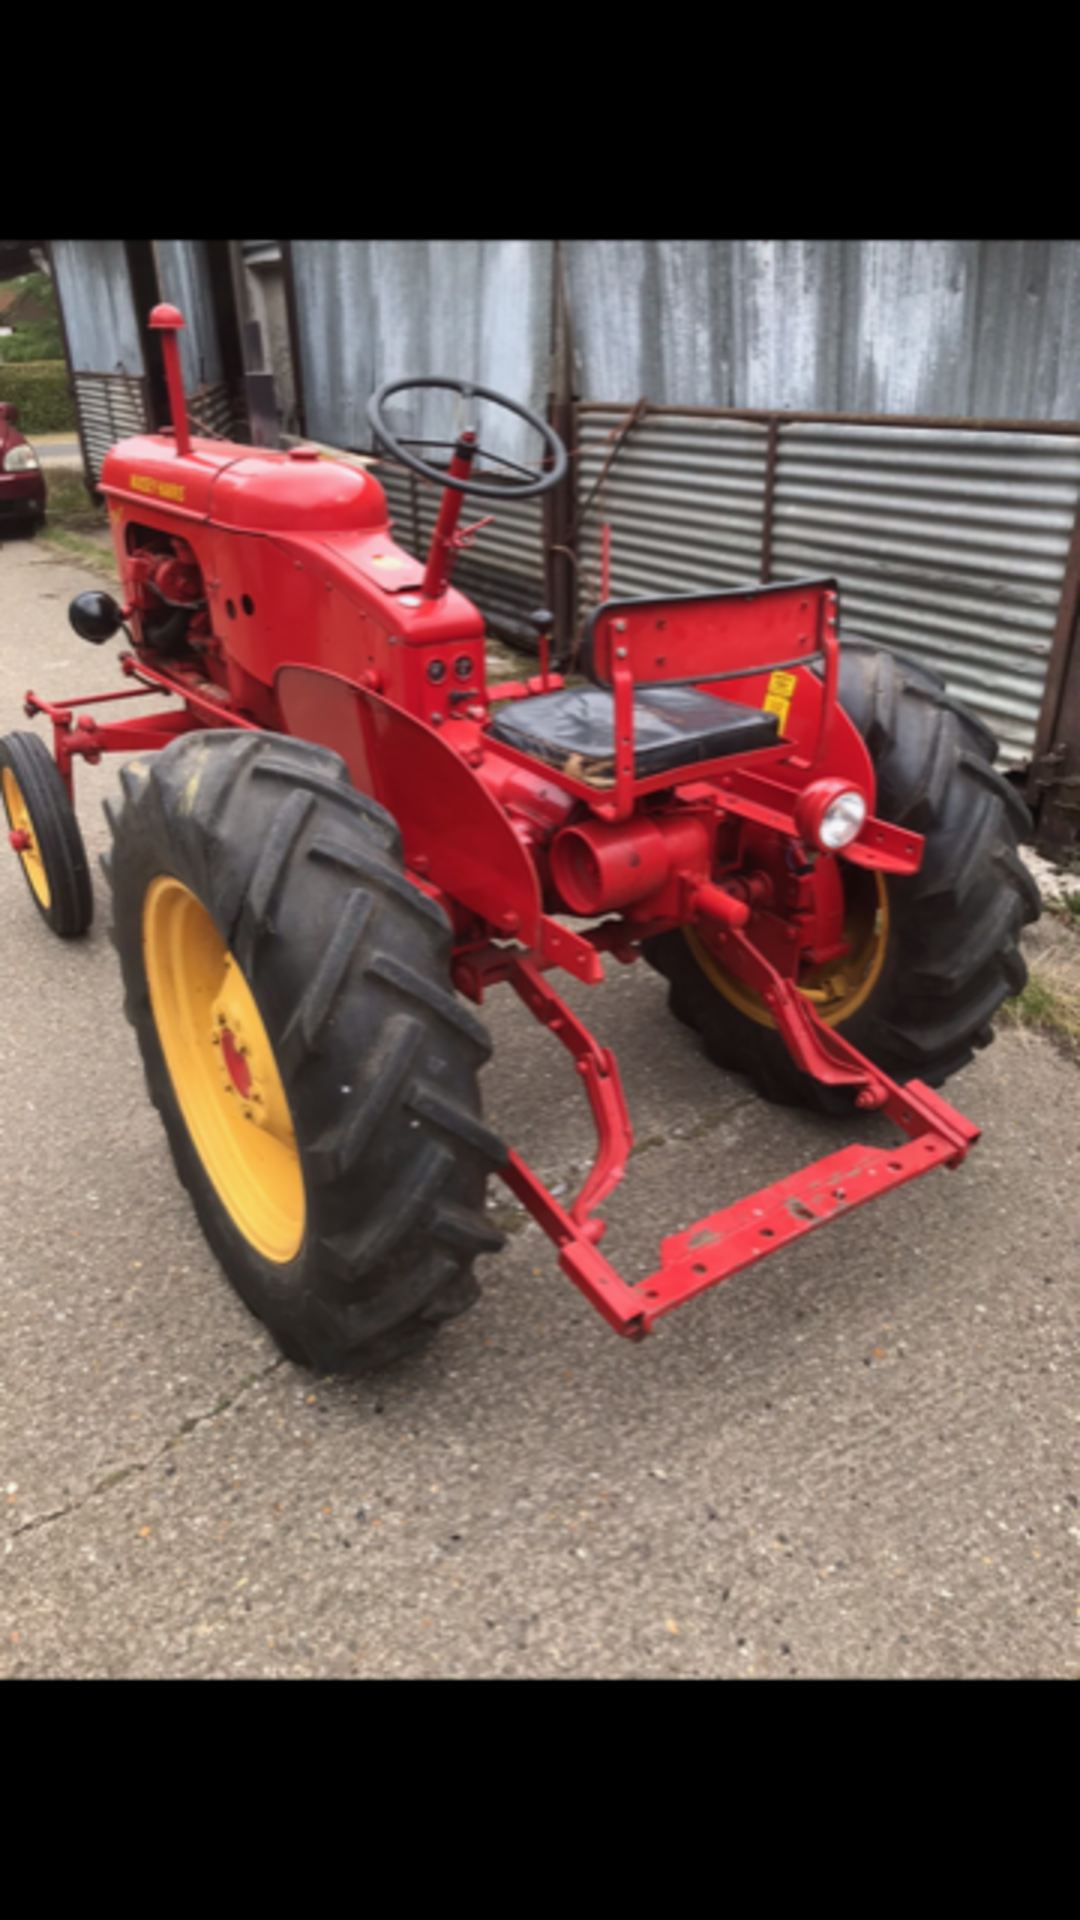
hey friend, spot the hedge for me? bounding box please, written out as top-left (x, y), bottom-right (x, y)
top-left (0, 361), bottom-right (76, 434)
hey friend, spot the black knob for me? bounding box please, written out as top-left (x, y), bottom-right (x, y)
top-left (69, 591), bottom-right (123, 645)
top-left (528, 608), bottom-right (554, 637)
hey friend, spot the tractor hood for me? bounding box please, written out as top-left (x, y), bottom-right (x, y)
top-left (100, 436), bottom-right (389, 535)
top-left (209, 448), bottom-right (389, 534)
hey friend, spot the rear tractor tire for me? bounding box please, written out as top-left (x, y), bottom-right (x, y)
top-left (644, 640), bottom-right (1040, 1112)
top-left (105, 730), bottom-right (508, 1373)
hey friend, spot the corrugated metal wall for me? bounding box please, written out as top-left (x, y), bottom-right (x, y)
top-left (51, 240), bottom-right (144, 374)
top-left (575, 408), bottom-right (1080, 763)
top-left (575, 410), bottom-right (769, 601)
top-left (290, 240), bottom-right (553, 464)
top-left (287, 240), bottom-right (1080, 432)
top-left (769, 424), bottom-right (1080, 761)
top-left (153, 240), bottom-right (224, 391)
top-left (565, 241), bottom-right (1080, 420)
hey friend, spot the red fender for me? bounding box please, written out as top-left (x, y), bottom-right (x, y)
top-left (275, 664), bottom-right (543, 944)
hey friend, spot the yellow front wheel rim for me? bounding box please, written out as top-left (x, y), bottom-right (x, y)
top-left (2, 766), bottom-right (51, 909)
top-left (143, 876), bottom-right (305, 1264)
top-left (687, 868), bottom-right (890, 1030)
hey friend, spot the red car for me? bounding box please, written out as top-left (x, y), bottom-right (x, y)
top-left (0, 402), bottom-right (46, 534)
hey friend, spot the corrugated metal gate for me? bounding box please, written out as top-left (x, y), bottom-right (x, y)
top-left (185, 380), bottom-right (245, 442)
top-left (575, 411), bottom-right (770, 602)
top-left (575, 405), bottom-right (1080, 766)
top-left (770, 423), bottom-right (1080, 762)
top-left (51, 241), bottom-right (149, 483)
top-left (70, 372), bottom-right (151, 484)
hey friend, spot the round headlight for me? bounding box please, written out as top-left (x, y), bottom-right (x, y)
top-left (819, 790), bottom-right (867, 849)
top-left (794, 779), bottom-right (870, 853)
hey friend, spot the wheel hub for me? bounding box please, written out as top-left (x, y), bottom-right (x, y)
top-left (688, 869), bottom-right (889, 1030)
top-left (219, 1024), bottom-right (253, 1100)
top-left (142, 875), bottom-right (305, 1263)
top-left (2, 766), bottom-right (51, 908)
top-left (208, 953), bottom-right (295, 1139)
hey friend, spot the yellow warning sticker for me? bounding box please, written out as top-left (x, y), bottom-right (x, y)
top-left (763, 669), bottom-right (797, 734)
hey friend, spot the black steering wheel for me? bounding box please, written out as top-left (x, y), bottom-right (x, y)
top-left (366, 376), bottom-right (567, 501)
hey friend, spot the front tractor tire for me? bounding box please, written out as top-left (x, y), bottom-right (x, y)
top-left (1, 731), bottom-right (93, 937)
top-left (645, 641), bottom-right (1041, 1112)
top-left (105, 731), bottom-right (507, 1374)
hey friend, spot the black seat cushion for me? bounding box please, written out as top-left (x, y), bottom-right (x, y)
top-left (489, 684), bottom-right (778, 786)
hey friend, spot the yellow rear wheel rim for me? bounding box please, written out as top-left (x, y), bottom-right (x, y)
top-left (143, 876), bottom-right (305, 1263)
top-left (687, 868), bottom-right (890, 1029)
top-left (2, 765), bottom-right (51, 909)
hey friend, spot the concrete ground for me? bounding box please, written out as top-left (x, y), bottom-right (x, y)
top-left (1, 530), bottom-right (1077, 1678)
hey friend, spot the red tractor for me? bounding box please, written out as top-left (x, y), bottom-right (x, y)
top-left (1, 304), bottom-right (1039, 1373)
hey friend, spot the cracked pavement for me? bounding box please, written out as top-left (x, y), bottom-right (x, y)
top-left (2, 535), bottom-right (1078, 1677)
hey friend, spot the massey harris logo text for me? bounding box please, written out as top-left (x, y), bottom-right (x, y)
top-left (129, 473), bottom-right (186, 503)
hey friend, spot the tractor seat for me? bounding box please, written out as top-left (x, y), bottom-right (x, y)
top-left (489, 683), bottom-right (778, 787)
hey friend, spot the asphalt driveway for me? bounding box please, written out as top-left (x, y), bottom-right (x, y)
top-left (1, 533), bottom-right (1076, 1677)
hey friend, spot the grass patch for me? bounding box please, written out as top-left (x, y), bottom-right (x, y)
top-left (44, 468), bottom-right (103, 522)
top-left (1000, 956), bottom-right (1080, 1057)
top-left (37, 525), bottom-right (119, 579)
top-left (35, 465), bottom-right (116, 575)
top-left (629, 1133), bottom-right (668, 1157)
top-left (486, 1204), bottom-right (528, 1236)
